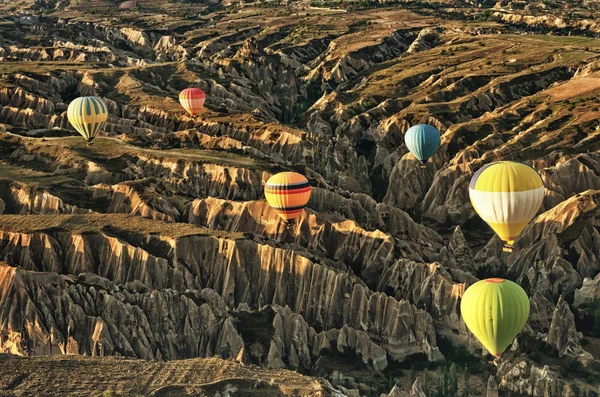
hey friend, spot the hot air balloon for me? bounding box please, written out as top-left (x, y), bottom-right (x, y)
top-left (461, 278), bottom-right (530, 359)
top-left (469, 161), bottom-right (544, 252)
top-left (404, 124), bottom-right (440, 168)
top-left (67, 96), bottom-right (108, 145)
top-left (179, 88), bottom-right (206, 116)
top-left (265, 172), bottom-right (312, 224)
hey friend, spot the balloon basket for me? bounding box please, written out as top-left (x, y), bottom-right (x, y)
top-left (284, 219), bottom-right (296, 230)
top-left (502, 244), bottom-right (513, 253)
top-left (420, 164), bottom-right (427, 169)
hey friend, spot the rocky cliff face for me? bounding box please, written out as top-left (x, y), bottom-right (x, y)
top-left (0, 213), bottom-right (442, 373)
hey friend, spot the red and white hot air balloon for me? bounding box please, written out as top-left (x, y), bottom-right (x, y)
top-left (179, 88), bottom-right (206, 116)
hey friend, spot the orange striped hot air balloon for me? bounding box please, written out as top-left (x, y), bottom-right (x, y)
top-left (265, 172), bottom-right (312, 223)
top-left (179, 88), bottom-right (206, 116)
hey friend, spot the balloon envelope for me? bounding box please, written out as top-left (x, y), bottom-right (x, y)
top-left (265, 172), bottom-right (312, 222)
top-left (67, 96), bottom-right (108, 144)
top-left (469, 161), bottom-right (544, 250)
top-left (179, 88), bottom-right (206, 116)
top-left (461, 278), bottom-right (530, 357)
top-left (404, 124), bottom-right (440, 165)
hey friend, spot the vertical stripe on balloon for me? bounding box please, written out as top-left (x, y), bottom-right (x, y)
top-left (404, 124), bottom-right (440, 165)
top-left (67, 97), bottom-right (108, 143)
top-left (461, 278), bottom-right (530, 357)
top-left (180, 88), bottom-right (206, 116)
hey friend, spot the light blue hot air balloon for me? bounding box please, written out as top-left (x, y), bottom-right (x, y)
top-left (404, 124), bottom-right (440, 168)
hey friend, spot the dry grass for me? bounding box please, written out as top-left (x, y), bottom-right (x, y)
top-left (0, 163), bottom-right (73, 186)
top-left (0, 61), bottom-right (108, 74)
top-left (544, 77), bottom-right (600, 101)
top-left (0, 355), bottom-right (324, 397)
top-left (0, 213), bottom-right (243, 239)
top-left (14, 136), bottom-right (275, 171)
top-left (355, 33), bottom-right (599, 105)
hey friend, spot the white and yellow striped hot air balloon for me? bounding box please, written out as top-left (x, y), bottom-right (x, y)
top-left (67, 96), bottom-right (108, 145)
top-left (469, 161), bottom-right (545, 252)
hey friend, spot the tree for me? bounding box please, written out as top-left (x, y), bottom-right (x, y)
top-left (422, 372), bottom-right (431, 397)
top-left (463, 367), bottom-right (470, 397)
top-left (436, 366), bottom-right (445, 396)
top-left (593, 299), bottom-right (600, 336)
top-left (434, 365), bottom-right (458, 397)
top-left (449, 363), bottom-right (458, 396)
top-left (482, 369), bottom-right (490, 386)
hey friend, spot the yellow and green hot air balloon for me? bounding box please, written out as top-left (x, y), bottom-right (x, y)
top-left (461, 278), bottom-right (530, 358)
top-left (264, 172), bottom-right (312, 224)
top-left (67, 96), bottom-right (108, 145)
top-left (469, 161), bottom-right (545, 252)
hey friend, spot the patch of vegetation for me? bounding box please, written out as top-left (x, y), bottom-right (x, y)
top-left (309, 0), bottom-right (342, 7)
top-left (559, 355), bottom-right (600, 383)
top-left (421, 364), bottom-right (459, 397)
top-left (0, 214), bottom-right (244, 240)
top-left (437, 337), bottom-right (481, 369)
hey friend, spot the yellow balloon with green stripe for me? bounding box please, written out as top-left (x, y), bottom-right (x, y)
top-left (67, 96), bottom-right (108, 145)
top-left (265, 172), bottom-right (312, 223)
top-left (461, 278), bottom-right (530, 358)
top-left (469, 161), bottom-right (544, 252)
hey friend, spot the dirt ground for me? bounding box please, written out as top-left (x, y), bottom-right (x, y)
top-left (544, 77), bottom-right (600, 101)
top-left (0, 355), bottom-right (326, 397)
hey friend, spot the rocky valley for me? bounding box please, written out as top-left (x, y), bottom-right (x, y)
top-left (1, 0), bottom-right (600, 395)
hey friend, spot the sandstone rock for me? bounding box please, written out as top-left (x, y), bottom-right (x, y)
top-left (509, 190), bottom-right (600, 299)
top-left (409, 378), bottom-right (427, 397)
top-left (448, 226), bottom-right (476, 272)
top-left (497, 358), bottom-right (600, 396)
top-left (0, 214), bottom-right (443, 370)
top-left (486, 375), bottom-right (498, 397)
top-left (528, 292), bottom-right (556, 333)
top-left (384, 385), bottom-right (407, 397)
top-left (3, 9), bottom-right (600, 394)
top-left (574, 273), bottom-right (600, 309)
top-left (545, 296), bottom-right (591, 359)
top-left (382, 377), bottom-right (427, 397)
top-left (406, 28), bottom-right (440, 54)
